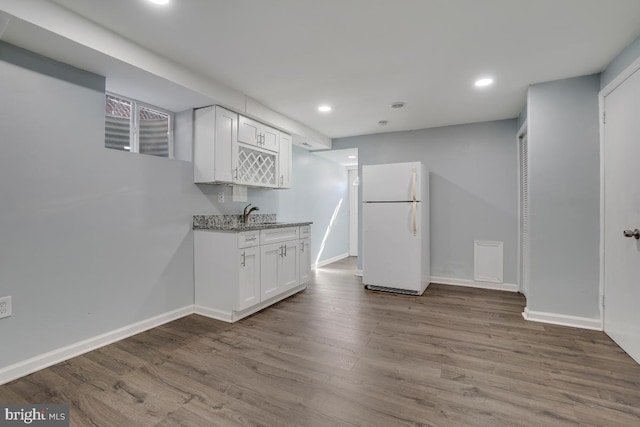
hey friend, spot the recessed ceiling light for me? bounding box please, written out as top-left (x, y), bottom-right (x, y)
top-left (390, 102), bottom-right (405, 109)
top-left (348, 155), bottom-right (356, 159)
top-left (475, 78), bottom-right (494, 87)
top-left (147, 0), bottom-right (170, 4)
top-left (318, 105), bottom-right (332, 112)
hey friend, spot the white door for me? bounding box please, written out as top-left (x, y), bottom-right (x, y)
top-left (603, 67), bottom-right (640, 363)
top-left (362, 162), bottom-right (422, 202)
top-left (362, 202), bottom-right (422, 291)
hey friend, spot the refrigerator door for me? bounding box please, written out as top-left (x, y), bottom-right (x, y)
top-left (363, 202), bottom-right (422, 291)
top-left (362, 162), bottom-right (422, 202)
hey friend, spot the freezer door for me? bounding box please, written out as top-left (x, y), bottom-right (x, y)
top-left (362, 162), bottom-right (422, 202)
top-left (362, 202), bottom-right (422, 291)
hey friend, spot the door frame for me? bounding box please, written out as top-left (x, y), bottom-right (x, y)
top-left (598, 54), bottom-right (640, 329)
top-left (516, 120), bottom-right (528, 297)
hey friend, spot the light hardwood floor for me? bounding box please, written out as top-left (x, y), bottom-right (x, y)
top-left (2, 257), bottom-right (640, 426)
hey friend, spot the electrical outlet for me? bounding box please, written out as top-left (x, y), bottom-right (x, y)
top-left (218, 192), bottom-right (225, 203)
top-left (0, 296), bottom-right (11, 319)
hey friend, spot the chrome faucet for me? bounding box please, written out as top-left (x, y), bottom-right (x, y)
top-left (243, 204), bottom-right (259, 223)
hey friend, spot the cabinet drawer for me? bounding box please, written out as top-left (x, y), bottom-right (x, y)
top-left (299, 225), bottom-right (310, 238)
top-left (260, 227), bottom-right (298, 245)
top-left (238, 231), bottom-right (260, 248)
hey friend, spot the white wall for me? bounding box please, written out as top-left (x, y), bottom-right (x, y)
top-left (333, 120), bottom-right (519, 284)
top-left (526, 75), bottom-right (601, 320)
top-left (0, 42), bottom-right (348, 372)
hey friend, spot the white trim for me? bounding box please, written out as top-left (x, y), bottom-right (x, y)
top-left (194, 305), bottom-right (232, 322)
top-left (354, 269), bottom-right (363, 277)
top-left (0, 305), bottom-right (193, 385)
top-left (598, 91), bottom-right (606, 322)
top-left (430, 276), bottom-right (518, 292)
top-left (195, 284), bottom-right (307, 323)
top-left (313, 252), bottom-right (349, 269)
top-left (517, 120), bottom-right (528, 296)
top-left (598, 54), bottom-right (640, 331)
top-left (522, 307), bottom-right (603, 331)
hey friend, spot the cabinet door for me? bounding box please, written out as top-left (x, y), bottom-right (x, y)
top-left (299, 238), bottom-right (311, 284)
top-left (262, 126), bottom-right (279, 152)
top-left (238, 247), bottom-right (260, 311)
top-left (214, 106), bottom-right (236, 183)
top-left (238, 115), bottom-right (260, 147)
top-left (278, 133), bottom-right (292, 188)
top-left (280, 240), bottom-right (300, 291)
top-left (260, 242), bottom-right (282, 300)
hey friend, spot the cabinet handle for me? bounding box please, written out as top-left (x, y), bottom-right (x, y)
top-left (234, 168), bottom-right (238, 179)
top-left (301, 241), bottom-right (304, 252)
top-left (280, 175), bottom-right (283, 186)
top-left (241, 251), bottom-right (246, 267)
top-left (278, 245), bottom-right (283, 257)
top-left (284, 244), bottom-right (287, 257)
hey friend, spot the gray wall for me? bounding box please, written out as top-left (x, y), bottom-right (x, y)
top-left (526, 75), bottom-right (601, 319)
top-left (0, 42), bottom-right (348, 370)
top-left (601, 34), bottom-right (640, 89)
top-left (333, 120), bottom-right (519, 284)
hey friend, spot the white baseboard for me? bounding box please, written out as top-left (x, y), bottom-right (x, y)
top-left (313, 252), bottom-right (350, 269)
top-left (0, 305), bottom-right (194, 385)
top-left (354, 269), bottom-right (363, 277)
top-left (194, 305), bottom-right (232, 322)
top-left (195, 284), bottom-right (307, 323)
top-left (430, 276), bottom-right (519, 292)
top-left (522, 307), bottom-right (603, 331)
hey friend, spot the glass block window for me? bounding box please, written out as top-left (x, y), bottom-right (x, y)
top-left (105, 93), bottom-right (173, 158)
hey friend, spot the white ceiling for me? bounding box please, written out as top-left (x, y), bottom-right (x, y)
top-left (34, 0), bottom-right (640, 138)
top-left (313, 149), bottom-right (359, 168)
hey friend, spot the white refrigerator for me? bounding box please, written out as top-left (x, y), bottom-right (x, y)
top-left (362, 162), bottom-right (430, 295)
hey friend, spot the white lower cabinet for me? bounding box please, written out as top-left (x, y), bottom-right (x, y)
top-left (299, 238), bottom-right (311, 284)
top-left (261, 236), bottom-right (300, 300)
top-left (194, 226), bottom-right (309, 322)
top-left (238, 246), bottom-right (260, 311)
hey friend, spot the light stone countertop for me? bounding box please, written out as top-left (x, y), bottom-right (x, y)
top-left (193, 214), bottom-right (311, 232)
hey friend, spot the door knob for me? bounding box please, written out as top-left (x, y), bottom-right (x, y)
top-left (623, 229), bottom-right (640, 239)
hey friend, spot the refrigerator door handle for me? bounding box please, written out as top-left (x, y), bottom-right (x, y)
top-left (411, 168), bottom-right (417, 202)
top-left (412, 200), bottom-right (418, 236)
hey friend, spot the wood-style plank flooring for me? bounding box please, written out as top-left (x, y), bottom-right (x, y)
top-left (2, 257), bottom-right (640, 426)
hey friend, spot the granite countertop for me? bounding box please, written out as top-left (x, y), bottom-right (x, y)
top-left (193, 214), bottom-right (312, 232)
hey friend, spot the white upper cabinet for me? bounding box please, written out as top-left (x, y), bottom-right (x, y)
top-left (238, 115), bottom-right (279, 152)
top-left (194, 106), bottom-right (292, 189)
top-left (193, 106), bottom-right (237, 183)
top-left (278, 132), bottom-right (292, 189)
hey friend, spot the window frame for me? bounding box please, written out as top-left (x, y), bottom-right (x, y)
top-left (105, 92), bottom-right (175, 159)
